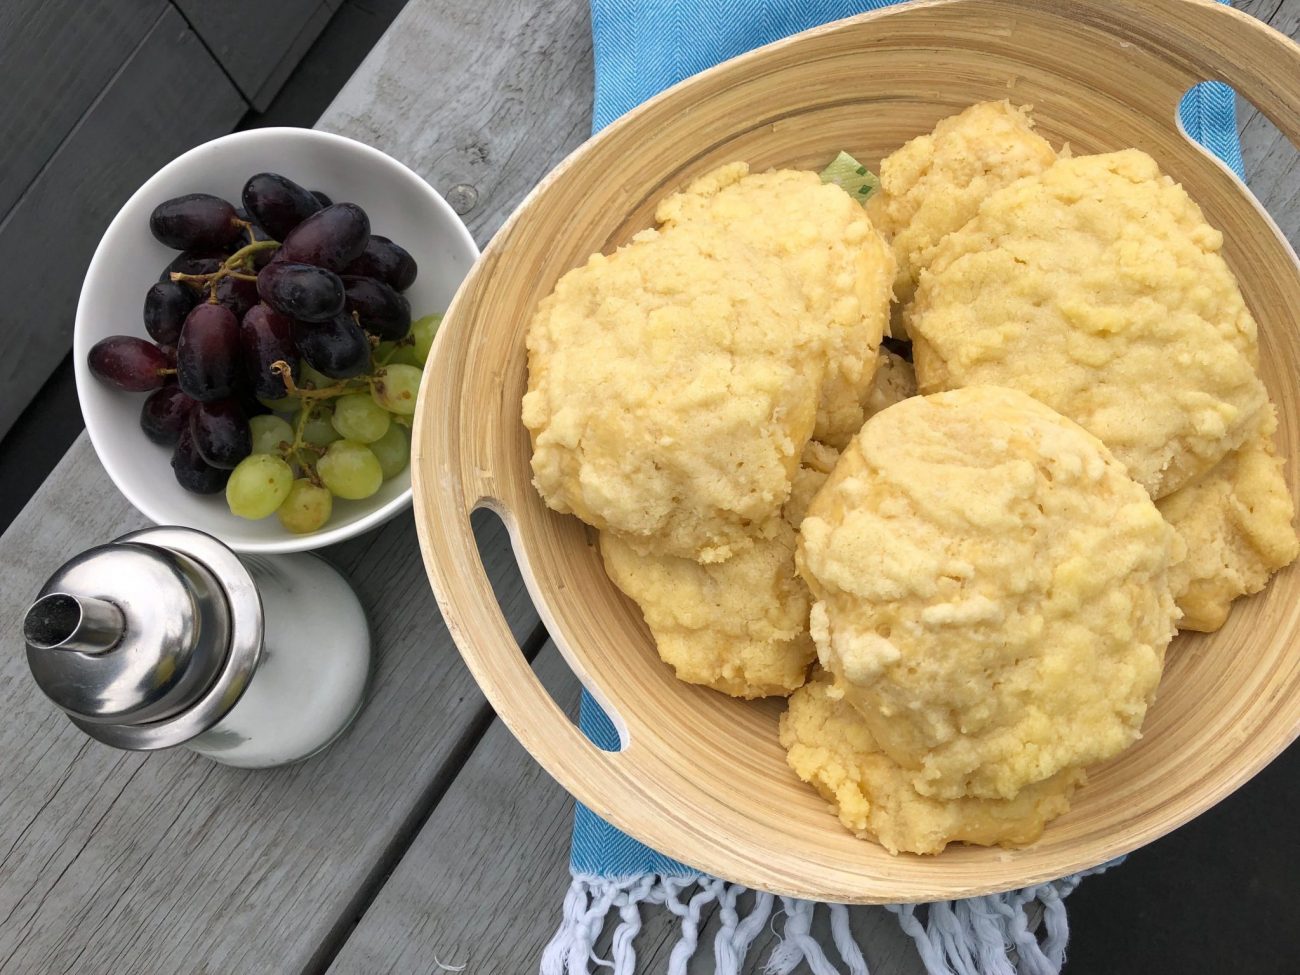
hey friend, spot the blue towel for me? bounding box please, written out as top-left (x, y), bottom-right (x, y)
top-left (544, 2), bottom-right (1246, 972)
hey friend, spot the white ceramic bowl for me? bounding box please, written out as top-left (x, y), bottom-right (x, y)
top-left (75, 128), bottom-right (478, 553)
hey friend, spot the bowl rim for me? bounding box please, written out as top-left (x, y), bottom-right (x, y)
top-left (75, 126), bottom-right (479, 554)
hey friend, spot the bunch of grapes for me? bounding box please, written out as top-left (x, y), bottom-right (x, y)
top-left (87, 172), bottom-right (442, 534)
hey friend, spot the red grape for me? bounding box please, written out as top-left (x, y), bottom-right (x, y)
top-left (241, 173), bottom-right (322, 240)
top-left (257, 261), bottom-right (345, 321)
top-left (240, 303), bottom-right (299, 398)
top-left (344, 235), bottom-right (417, 291)
top-left (149, 193), bottom-right (242, 251)
top-left (171, 425), bottom-right (231, 494)
top-left (190, 399), bottom-right (252, 469)
top-left (88, 336), bottom-right (171, 392)
top-left (214, 273), bottom-right (259, 317)
top-left (295, 314), bottom-right (370, 379)
top-left (310, 190), bottom-right (333, 207)
top-left (143, 281), bottom-right (199, 344)
top-left (140, 385), bottom-right (195, 445)
top-left (275, 203), bottom-right (370, 271)
top-left (176, 303), bottom-right (240, 401)
top-left (342, 275), bottom-right (411, 340)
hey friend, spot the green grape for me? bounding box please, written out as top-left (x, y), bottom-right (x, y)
top-left (331, 392), bottom-right (391, 443)
top-left (258, 393), bottom-right (299, 414)
top-left (369, 423), bottom-right (410, 479)
top-left (226, 454), bottom-right (294, 519)
top-left (298, 362), bottom-right (336, 390)
top-left (370, 363), bottom-right (422, 416)
top-left (297, 403), bottom-right (341, 447)
top-left (249, 414), bottom-right (294, 456)
top-left (277, 478), bottom-right (333, 533)
top-left (382, 343), bottom-right (418, 366)
top-left (317, 440), bottom-right (383, 500)
top-left (411, 313), bottom-right (442, 365)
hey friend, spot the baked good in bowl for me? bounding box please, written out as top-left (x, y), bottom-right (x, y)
top-left (414, 0), bottom-right (1300, 902)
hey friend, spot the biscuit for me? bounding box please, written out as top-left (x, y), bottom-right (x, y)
top-left (862, 348), bottom-right (916, 421)
top-left (910, 149), bottom-right (1268, 498)
top-left (798, 386), bottom-right (1182, 800)
top-left (524, 163), bottom-right (893, 562)
top-left (780, 671), bottom-right (1084, 854)
top-left (600, 444), bottom-right (837, 698)
top-left (1157, 405), bottom-right (1299, 631)
top-left (866, 100), bottom-right (1057, 313)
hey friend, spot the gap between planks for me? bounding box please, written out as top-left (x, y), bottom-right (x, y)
top-left (302, 619), bottom-right (553, 975)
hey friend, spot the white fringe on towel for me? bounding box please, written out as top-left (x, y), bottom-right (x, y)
top-left (540, 868), bottom-right (1106, 975)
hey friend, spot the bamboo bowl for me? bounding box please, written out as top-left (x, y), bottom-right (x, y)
top-left (414, 0), bottom-right (1300, 902)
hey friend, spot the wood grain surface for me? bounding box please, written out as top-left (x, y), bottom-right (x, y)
top-left (175, 0), bottom-right (342, 110)
top-left (414, 0), bottom-right (1300, 904)
top-left (0, 441), bottom-right (540, 973)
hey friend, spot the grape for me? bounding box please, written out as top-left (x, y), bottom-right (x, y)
top-left (88, 336), bottom-right (171, 392)
top-left (226, 453), bottom-right (294, 519)
top-left (156, 342), bottom-right (177, 368)
top-left (310, 190), bottom-right (333, 207)
top-left (275, 203), bottom-right (370, 271)
top-left (317, 440), bottom-right (383, 500)
top-left (374, 341), bottom-right (419, 366)
top-left (160, 250), bottom-right (224, 286)
top-left (143, 281), bottom-right (199, 344)
top-left (344, 235), bottom-right (417, 291)
top-left (295, 314), bottom-right (370, 379)
top-left (331, 392), bottom-right (390, 443)
top-left (236, 387), bottom-right (271, 419)
top-left (370, 363), bottom-right (422, 415)
top-left (369, 422), bottom-right (410, 479)
top-left (277, 478), bottom-right (333, 533)
top-left (241, 172), bottom-right (323, 240)
top-left (176, 303), bottom-right (240, 401)
top-left (298, 362), bottom-right (336, 390)
top-left (257, 261), bottom-right (345, 321)
top-left (258, 393), bottom-right (300, 413)
top-left (149, 193), bottom-right (241, 251)
top-left (249, 414), bottom-right (294, 455)
top-left (298, 403), bottom-right (342, 447)
top-left (190, 399), bottom-right (252, 469)
top-left (140, 385), bottom-right (195, 445)
top-left (172, 426), bottom-right (231, 494)
top-left (214, 273), bottom-right (259, 317)
top-left (410, 313), bottom-right (441, 365)
top-left (235, 209), bottom-right (272, 242)
top-left (342, 275), bottom-right (411, 340)
top-left (240, 303), bottom-right (299, 398)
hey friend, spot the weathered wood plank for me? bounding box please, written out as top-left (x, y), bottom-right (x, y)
top-left (316, 0), bottom-right (595, 245)
top-left (1235, 0), bottom-right (1299, 243)
top-left (0, 0), bottom-right (590, 962)
top-left (0, 0), bottom-right (165, 218)
top-left (326, 643), bottom-right (934, 975)
top-left (0, 6), bottom-right (247, 443)
top-left (176, 0), bottom-right (342, 110)
top-left (325, 645), bottom-right (577, 975)
top-left (0, 438), bottom-right (541, 974)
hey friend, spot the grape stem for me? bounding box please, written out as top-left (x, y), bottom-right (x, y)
top-left (272, 360), bottom-right (369, 402)
top-left (224, 239), bottom-right (280, 269)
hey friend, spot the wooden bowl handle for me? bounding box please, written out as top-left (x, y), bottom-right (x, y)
top-left (1146, 0), bottom-right (1300, 146)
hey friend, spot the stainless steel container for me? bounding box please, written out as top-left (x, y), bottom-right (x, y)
top-left (22, 526), bottom-right (371, 768)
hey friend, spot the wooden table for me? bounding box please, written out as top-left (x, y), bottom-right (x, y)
top-left (1, 1), bottom-right (1295, 972)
